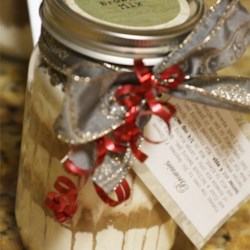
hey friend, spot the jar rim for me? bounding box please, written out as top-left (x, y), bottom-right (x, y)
top-left (40, 0), bottom-right (206, 65)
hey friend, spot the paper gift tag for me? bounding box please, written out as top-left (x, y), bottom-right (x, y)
top-left (133, 98), bottom-right (250, 249)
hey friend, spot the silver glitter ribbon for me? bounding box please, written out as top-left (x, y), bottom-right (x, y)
top-left (39, 0), bottom-right (250, 193)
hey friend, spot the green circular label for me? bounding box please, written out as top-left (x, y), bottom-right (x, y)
top-left (74, 0), bottom-right (181, 27)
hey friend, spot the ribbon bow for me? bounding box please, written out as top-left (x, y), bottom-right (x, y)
top-left (44, 0), bottom-right (250, 222)
top-left (98, 60), bottom-right (185, 163)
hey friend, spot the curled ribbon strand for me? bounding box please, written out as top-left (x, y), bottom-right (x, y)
top-left (94, 178), bottom-right (131, 207)
top-left (64, 139), bottom-right (107, 176)
top-left (111, 59), bottom-right (184, 159)
top-left (45, 176), bottom-right (78, 223)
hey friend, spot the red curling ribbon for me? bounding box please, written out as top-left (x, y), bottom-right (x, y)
top-left (159, 65), bottom-right (185, 90)
top-left (103, 135), bottom-right (126, 153)
top-left (115, 123), bottom-right (147, 162)
top-left (45, 176), bottom-right (78, 223)
top-left (111, 59), bottom-right (184, 162)
top-left (64, 159), bottom-right (87, 176)
top-left (134, 59), bottom-right (153, 84)
top-left (94, 178), bottom-right (131, 207)
top-left (63, 139), bottom-right (107, 176)
top-left (130, 134), bottom-right (148, 162)
top-left (145, 91), bottom-right (176, 129)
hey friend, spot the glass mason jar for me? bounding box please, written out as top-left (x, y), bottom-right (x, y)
top-left (16, 1), bottom-right (205, 249)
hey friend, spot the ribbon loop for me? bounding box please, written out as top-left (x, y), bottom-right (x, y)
top-left (160, 65), bottom-right (185, 90)
top-left (94, 179), bottom-right (131, 207)
top-left (45, 176), bottom-right (79, 223)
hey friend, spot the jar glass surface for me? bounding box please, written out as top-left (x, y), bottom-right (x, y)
top-left (16, 45), bottom-right (177, 250)
top-left (16, 1), bottom-right (206, 249)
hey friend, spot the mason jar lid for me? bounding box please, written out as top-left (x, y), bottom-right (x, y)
top-left (40, 0), bottom-right (206, 65)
